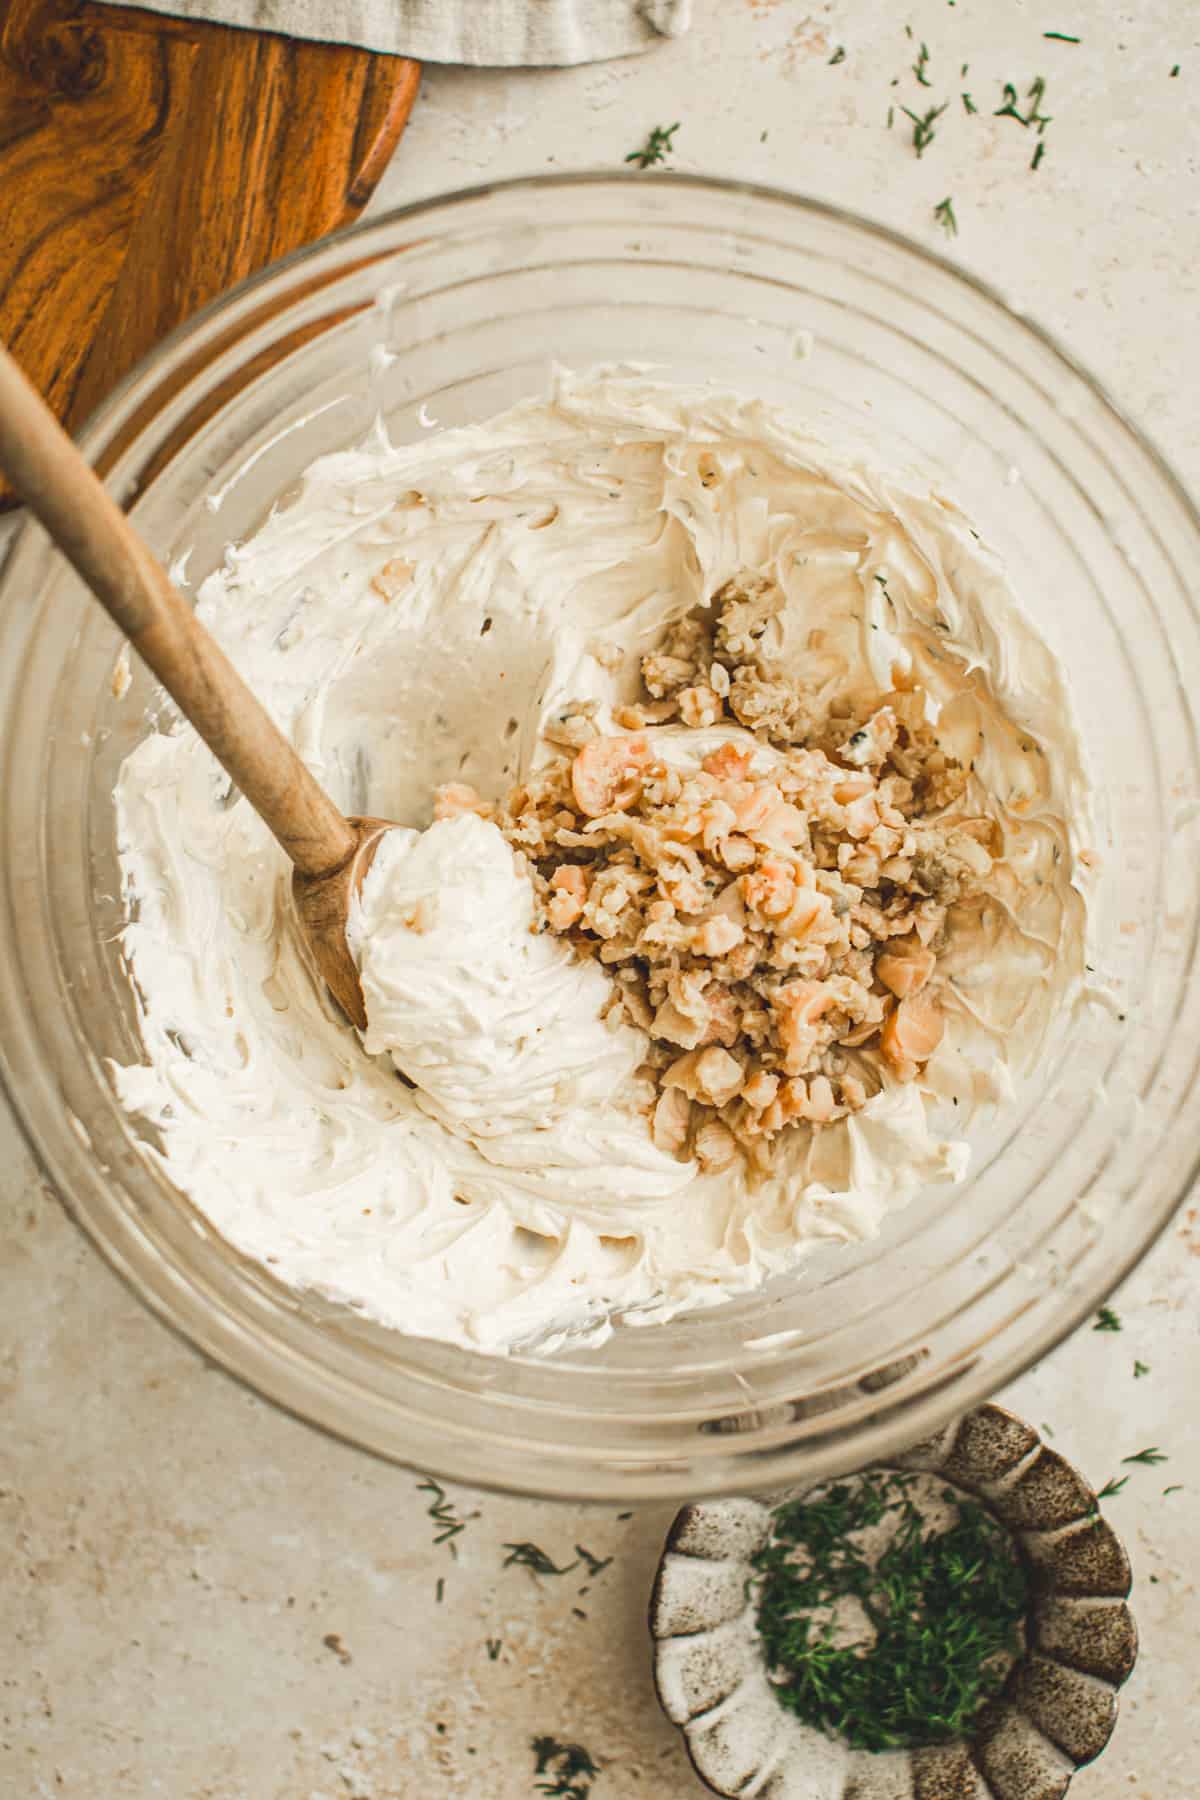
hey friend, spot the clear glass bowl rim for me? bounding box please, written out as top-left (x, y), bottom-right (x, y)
top-left (2, 171), bottom-right (1198, 1501)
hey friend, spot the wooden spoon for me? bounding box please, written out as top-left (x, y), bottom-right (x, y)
top-left (0, 341), bottom-right (389, 1030)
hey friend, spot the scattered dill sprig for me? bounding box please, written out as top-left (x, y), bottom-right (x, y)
top-left (934, 196), bottom-right (958, 237)
top-left (962, 91), bottom-right (977, 113)
top-left (901, 102), bottom-right (948, 157)
top-left (1031, 141), bottom-right (1046, 170)
top-left (995, 75), bottom-right (1053, 132)
top-left (575, 1545), bottom-right (614, 1578)
top-left (887, 104), bottom-right (895, 128)
top-left (1122, 1447), bottom-right (1168, 1467)
top-left (1164, 1484), bottom-right (1184, 1496)
top-left (1093, 1307), bottom-right (1122, 1332)
top-left (1044, 31), bottom-right (1081, 43)
top-left (1134, 1360), bottom-right (1150, 1378)
top-left (616, 1511), bottom-right (634, 1522)
top-left (1096, 1475), bottom-right (1128, 1500)
top-left (503, 1542), bottom-right (579, 1577)
top-left (829, 45), bottom-right (846, 65)
top-left (1171, 63), bottom-right (1180, 77)
top-left (435, 1576), bottom-right (445, 1603)
top-left (417, 1478), bottom-right (477, 1552)
top-left (913, 41), bottom-right (932, 85)
top-left (995, 81), bottom-right (1023, 121)
top-left (625, 122), bottom-right (679, 169)
top-left (752, 1472), bottom-right (1028, 1752)
top-left (531, 1736), bottom-right (600, 1800)
top-left (486, 1637), bottom-right (503, 1661)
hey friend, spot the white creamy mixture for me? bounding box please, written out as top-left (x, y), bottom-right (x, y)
top-left (113, 374), bottom-right (1089, 1353)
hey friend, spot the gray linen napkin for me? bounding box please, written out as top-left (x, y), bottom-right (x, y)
top-left (91, 0), bottom-right (691, 63)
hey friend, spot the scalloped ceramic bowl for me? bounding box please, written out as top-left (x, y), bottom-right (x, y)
top-left (651, 1405), bottom-right (1136, 1799)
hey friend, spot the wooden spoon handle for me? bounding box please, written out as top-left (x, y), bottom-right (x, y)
top-left (0, 342), bottom-right (357, 880)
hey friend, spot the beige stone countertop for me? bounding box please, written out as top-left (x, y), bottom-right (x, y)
top-left (3, 1), bottom-right (1198, 1794)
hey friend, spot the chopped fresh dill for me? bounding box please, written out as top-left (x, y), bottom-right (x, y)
top-left (961, 61), bottom-right (969, 77)
top-left (1093, 1306), bottom-right (1122, 1332)
top-left (1134, 1360), bottom-right (1151, 1378)
top-left (1171, 63), bottom-right (1180, 77)
top-left (574, 1545), bottom-right (614, 1578)
top-left (531, 1736), bottom-right (600, 1799)
top-left (829, 45), bottom-right (846, 65)
top-left (995, 75), bottom-right (1053, 132)
top-left (503, 1542), bottom-right (579, 1577)
top-left (1122, 1447), bottom-right (1168, 1466)
top-left (913, 41), bottom-right (932, 85)
top-left (901, 102), bottom-right (948, 157)
top-left (1164, 1485), bottom-right (1184, 1495)
top-left (625, 122), bottom-right (679, 169)
top-left (1044, 31), bottom-right (1081, 43)
top-left (1031, 140), bottom-right (1046, 170)
top-left (888, 105), bottom-right (895, 128)
top-left (572, 1606), bottom-right (588, 1619)
top-left (934, 196), bottom-right (958, 237)
top-left (962, 91), bottom-right (977, 113)
top-left (417, 1478), bottom-right (477, 1551)
top-left (616, 1511), bottom-right (634, 1521)
top-left (995, 81), bottom-right (1023, 120)
top-left (486, 1637), bottom-right (503, 1661)
top-left (1041, 1422), bottom-right (1056, 1439)
top-left (752, 1472), bottom-right (1028, 1752)
top-left (1096, 1475), bottom-right (1128, 1500)
top-left (435, 1577), bottom-right (445, 1603)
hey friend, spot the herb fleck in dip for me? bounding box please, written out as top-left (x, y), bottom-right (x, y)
top-left (753, 1470), bottom-right (1028, 1751)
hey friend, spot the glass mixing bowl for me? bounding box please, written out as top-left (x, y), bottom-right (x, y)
top-left (2, 176), bottom-right (1198, 1501)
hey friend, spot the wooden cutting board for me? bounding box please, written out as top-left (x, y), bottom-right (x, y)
top-left (0, 0), bottom-right (420, 506)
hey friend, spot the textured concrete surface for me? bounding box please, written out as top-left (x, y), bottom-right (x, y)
top-left (3, 1), bottom-right (1199, 1795)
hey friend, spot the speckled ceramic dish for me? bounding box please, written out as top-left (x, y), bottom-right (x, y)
top-left (650, 1405), bottom-right (1136, 1800)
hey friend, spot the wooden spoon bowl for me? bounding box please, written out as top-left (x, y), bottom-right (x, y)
top-left (293, 816), bottom-right (394, 1029)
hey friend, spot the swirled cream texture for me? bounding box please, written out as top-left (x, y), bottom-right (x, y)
top-left (112, 374), bottom-right (1090, 1353)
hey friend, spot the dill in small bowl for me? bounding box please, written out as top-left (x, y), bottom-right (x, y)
top-left (752, 1470), bottom-right (1028, 1752)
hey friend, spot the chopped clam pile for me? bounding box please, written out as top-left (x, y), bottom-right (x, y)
top-left (438, 574), bottom-right (997, 1175)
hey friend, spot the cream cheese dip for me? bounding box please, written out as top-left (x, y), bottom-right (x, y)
top-left (112, 374), bottom-right (1090, 1354)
